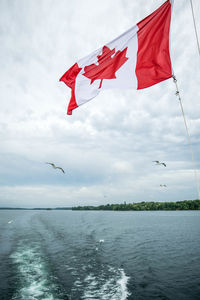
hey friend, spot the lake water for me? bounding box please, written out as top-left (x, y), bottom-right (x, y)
top-left (0, 210), bottom-right (200, 300)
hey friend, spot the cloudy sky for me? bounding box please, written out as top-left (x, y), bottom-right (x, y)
top-left (1, 0), bottom-right (200, 208)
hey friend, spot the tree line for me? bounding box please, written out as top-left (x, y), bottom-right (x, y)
top-left (72, 200), bottom-right (200, 211)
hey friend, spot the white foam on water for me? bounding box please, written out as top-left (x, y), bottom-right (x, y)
top-left (74, 279), bottom-right (82, 287)
top-left (117, 269), bottom-right (130, 300)
top-left (82, 267), bottom-right (130, 300)
top-left (10, 242), bottom-right (130, 300)
top-left (10, 243), bottom-right (62, 300)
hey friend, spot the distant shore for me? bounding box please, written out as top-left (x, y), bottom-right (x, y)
top-left (72, 200), bottom-right (200, 211)
top-left (0, 207), bottom-right (72, 210)
top-left (1, 200), bottom-right (200, 211)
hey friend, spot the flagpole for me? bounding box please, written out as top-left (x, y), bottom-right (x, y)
top-left (189, 0), bottom-right (200, 57)
top-left (172, 75), bottom-right (200, 200)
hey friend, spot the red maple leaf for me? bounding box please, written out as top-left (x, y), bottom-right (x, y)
top-left (83, 45), bottom-right (128, 88)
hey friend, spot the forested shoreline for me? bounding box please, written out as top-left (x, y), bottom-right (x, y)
top-left (72, 200), bottom-right (200, 211)
top-left (1, 200), bottom-right (200, 211)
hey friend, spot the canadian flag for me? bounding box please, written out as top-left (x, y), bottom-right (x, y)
top-left (60, 0), bottom-right (173, 115)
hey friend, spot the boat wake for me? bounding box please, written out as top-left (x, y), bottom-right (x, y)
top-left (76, 266), bottom-right (130, 300)
top-left (10, 241), bottom-right (68, 300)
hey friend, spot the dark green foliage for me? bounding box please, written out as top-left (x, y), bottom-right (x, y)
top-left (72, 200), bottom-right (200, 211)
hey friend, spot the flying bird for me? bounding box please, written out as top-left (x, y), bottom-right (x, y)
top-left (160, 184), bottom-right (167, 187)
top-left (153, 161), bottom-right (166, 167)
top-left (46, 162), bottom-right (65, 173)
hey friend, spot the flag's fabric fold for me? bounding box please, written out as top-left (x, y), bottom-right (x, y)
top-left (60, 0), bottom-right (172, 115)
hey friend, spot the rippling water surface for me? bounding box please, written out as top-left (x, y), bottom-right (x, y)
top-left (0, 210), bottom-right (200, 299)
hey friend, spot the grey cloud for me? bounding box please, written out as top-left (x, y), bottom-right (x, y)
top-left (0, 0), bottom-right (199, 207)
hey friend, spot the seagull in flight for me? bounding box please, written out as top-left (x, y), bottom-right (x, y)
top-left (46, 162), bottom-right (65, 173)
top-left (160, 184), bottom-right (167, 187)
top-left (153, 161), bottom-right (166, 167)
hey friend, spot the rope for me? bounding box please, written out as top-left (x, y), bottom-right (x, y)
top-left (172, 75), bottom-right (200, 199)
top-left (190, 0), bottom-right (200, 56)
